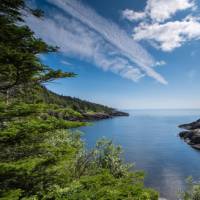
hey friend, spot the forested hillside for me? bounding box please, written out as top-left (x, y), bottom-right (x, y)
top-left (39, 86), bottom-right (115, 113)
top-left (0, 84), bottom-right (128, 121)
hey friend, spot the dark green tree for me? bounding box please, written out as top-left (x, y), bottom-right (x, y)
top-left (0, 0), bottom-right (75, 99)
top-left (0, 0), bottom-right (81, 198)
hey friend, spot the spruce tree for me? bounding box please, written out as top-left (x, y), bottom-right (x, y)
top-left (0, 1), bottom-right (82, 198)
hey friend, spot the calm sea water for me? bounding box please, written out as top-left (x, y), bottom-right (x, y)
top-left (79, 109), bottom-right (200, 200)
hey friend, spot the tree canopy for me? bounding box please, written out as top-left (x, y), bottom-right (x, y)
top-left (0, 0), bottom-right (75, 93)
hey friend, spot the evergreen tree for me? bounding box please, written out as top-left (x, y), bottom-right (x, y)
top-left (0, 1), bottom-right (81, 198)
top-left (0, 0), bottom-right (75, 95)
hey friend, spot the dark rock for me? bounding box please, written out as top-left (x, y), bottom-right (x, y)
top-left (111, 111), bottom-right (129, 117)
top-left (82, 113), bottom-right (110, 121)
top-left (82, 110), bottom-right (129, 121)
top-left (179, 119), bottom-right (200, 150)
top-left (179, 119), bottom-right (200, 130)
top-left (179, 131), bottom-right (194, 139)
top-left (191, 144), bottom-right (200, 150)
top-left (190, 132), bottom-right (200, 144)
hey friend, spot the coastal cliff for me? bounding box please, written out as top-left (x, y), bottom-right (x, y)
top-left (179, 119), bottom-right (200, 150)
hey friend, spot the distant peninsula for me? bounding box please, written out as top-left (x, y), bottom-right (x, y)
top-left (38, 86), bottom-right (129, 121)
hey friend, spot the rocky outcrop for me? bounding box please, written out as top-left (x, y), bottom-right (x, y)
top-left (82, 111), bottom-right (129, 121)
top-left (110, 110), bottom-right (129, 117)
top-left (179, 119), bottom-right (200, 130)
top-left (179, 119), bottom-right (200, 150)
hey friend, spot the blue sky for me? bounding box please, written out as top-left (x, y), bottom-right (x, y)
top-left (27, 0), bottom-right (200, 109)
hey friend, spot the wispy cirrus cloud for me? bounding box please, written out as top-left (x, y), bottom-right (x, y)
top-left (26, 14), bottom-right (145, 82)
top-left (26, 0), bottom-right (167, 84)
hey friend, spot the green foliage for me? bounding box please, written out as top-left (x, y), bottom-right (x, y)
top-left (73, 138), bottom-right (133, 179)
top-left (95, 139), bottom-right (131, 177)
top-left (48, 170), bottom-right (158, 200)
top-left (36, 86), bottom-right (116, 115)
top-left (47, 107), bottom-right (83, 120)
top-left (0, 100), bottom-right (85, 198)
top-left (0, 0), bottom-right (75, 92)
top-left (179, 177), bottom-right (200, 200)
top-left (0, 0), bottom-right (25, 21)
top-left (0, 100), bottom-right (158, 199)
top-left (63, 139), bottom-right (159, 200)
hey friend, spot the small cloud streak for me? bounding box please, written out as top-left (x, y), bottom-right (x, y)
top-left (60, 60), bottom-right (72, 66)
top-left (155, 60), bottom-right (166, 66)
top-left (122, 9), bottom-right (146, 21)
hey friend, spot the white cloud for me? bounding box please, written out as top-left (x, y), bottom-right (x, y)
top-left (123, 0), bottom-right (199, 52)
top-left (146, 0), bottom-right (195, 22)
top-left (155, 60), bottom-right (166, 66)
top-left (123, 0), bottom-right (195, 23)
top-left (122, 9), bottom-right (146, 21)
top-left (42, 0), bottom-right (167, 84)
top-left (133, 16), bottom-right (200, 51)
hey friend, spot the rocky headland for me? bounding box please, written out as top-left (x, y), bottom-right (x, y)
top-left (81, 110), bottom-right (129, 121)
top-left (179, 119), bottom-right (200, 150)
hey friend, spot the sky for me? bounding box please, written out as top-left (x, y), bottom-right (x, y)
top-left (26, 0), bottom-right (200, 109)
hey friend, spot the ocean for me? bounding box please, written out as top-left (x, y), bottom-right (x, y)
top-left (79, 109), bottom-right (200, 200)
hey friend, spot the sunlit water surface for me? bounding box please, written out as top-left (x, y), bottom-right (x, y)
top-left (79, 110), bottom-right (200, 200)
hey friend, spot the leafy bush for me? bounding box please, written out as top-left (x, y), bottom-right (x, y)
top-left (179, 177), bottom-right (200, 200)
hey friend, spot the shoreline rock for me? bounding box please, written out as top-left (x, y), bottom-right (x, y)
top-left (179, 119), bottom-right (200, 150)
top-left (81, 111), bottom-right (129, 121)
top-left (179, 119), bottom-right (200, 130)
